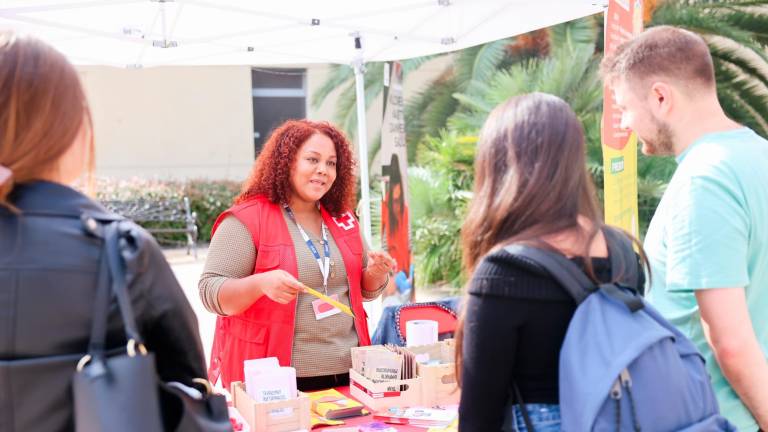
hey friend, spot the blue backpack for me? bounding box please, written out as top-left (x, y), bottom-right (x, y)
top-left (504, 227), bottom-right (735, 431)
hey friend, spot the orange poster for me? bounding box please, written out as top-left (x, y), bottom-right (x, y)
top-left (381, 61), bottom-right (413, 301)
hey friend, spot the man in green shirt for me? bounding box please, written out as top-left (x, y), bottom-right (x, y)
top-left (601, 26), bottom-right (768, 431)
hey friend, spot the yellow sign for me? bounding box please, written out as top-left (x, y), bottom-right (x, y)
top-left (601, 0), bottom-right (643, 236)
top-left (602, 134), bottom-right (640, 236)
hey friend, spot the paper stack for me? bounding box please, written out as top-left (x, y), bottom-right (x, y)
top-left (373, 407), bottom-right (458, 427)
top-left (305, 388), bottom-right (366, 419)
top-left (243, 357), bottom-right (298, 415)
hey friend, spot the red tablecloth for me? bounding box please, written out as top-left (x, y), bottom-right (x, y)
top-left (313, 386), bottom-right (431, 431)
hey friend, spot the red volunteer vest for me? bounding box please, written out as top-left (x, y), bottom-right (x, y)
top-left (207, 196), bottom-right (371, 388)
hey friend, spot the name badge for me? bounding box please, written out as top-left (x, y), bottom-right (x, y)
top-left (312, 294), bottom-right (342, 320)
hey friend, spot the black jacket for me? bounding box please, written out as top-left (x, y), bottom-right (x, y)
top-left (0, 181), bottom-right (206, 431)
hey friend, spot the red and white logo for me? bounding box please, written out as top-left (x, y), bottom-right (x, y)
top-left (332, 211), bottom-right (356, 231)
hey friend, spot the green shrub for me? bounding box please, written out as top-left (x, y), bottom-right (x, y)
top-left (184, 179), bottom-right (241, 241)
top-left (409, 131), bottom-right (475, 292)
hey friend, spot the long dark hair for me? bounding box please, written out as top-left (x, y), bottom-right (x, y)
top-left (461, 93), bottom-right (603, 272)
top-left (455, 93), bottom-right (641, 385)
top-left (386, 153), bottom-right (404, 234)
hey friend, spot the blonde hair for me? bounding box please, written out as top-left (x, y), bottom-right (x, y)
top-left (0, 32), bottom-right (94, 211)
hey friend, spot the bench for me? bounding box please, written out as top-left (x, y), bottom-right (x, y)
top-left (101, 197), bottom-right (198, 258)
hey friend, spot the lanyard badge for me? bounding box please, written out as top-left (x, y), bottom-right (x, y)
top-left (284, 205), bottom-right (331, 294)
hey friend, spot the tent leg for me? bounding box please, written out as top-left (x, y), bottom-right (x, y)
top-left (353, 55), bottom-right (372, 247)
top-left (352, 40), bottom-right (384, 335)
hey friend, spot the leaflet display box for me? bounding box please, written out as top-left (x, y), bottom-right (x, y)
top-left (231, 381), bottom-right (311, 432)
top-left (348, 369), bottom-right (422, 411)
top-left (404, 340), bottom-right (460, 406)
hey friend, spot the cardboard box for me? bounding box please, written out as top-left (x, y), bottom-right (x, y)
top-left (231, 381), bottom-right (311, 432)
top-left (417, 361), bottom-right (460, 406)
top-left (405, 340), bottom-right (461, 406)
top-left (348, 369), bottom-right (422, 411)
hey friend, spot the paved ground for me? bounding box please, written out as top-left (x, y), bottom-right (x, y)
top-left (163, 246), bottom-right (458, 367)
top-left (163, 246), bottom-right (217, 364)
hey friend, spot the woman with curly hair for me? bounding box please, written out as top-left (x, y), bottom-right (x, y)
top-left (199, 119), bottom-right (395, 391)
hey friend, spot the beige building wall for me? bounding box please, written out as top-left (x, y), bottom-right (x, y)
top-left (79, 56), bottom-right (452, 181)
top-left (79, 65), bottom-right (254, 180)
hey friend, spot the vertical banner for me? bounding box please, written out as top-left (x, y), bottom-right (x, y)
top-left (380, 61), bottom-right (414, 302)
top-left (602, 0), bottom-right (643, 236)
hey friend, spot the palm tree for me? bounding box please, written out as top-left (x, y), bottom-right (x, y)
top-left (448, 18), bottom-right (601, 133)
top-left (410, 18), bottom-right (608, 289)
top-left (408, 131), bottom-right (476, 288)
top-left (409, 17), bottom-right (678, 289)
top-left (311, 37), bottom-right (519, 162)
top-left (311, 58), bottom-right (436, 143)
top-left (648, 0), bottom-right (768, 137)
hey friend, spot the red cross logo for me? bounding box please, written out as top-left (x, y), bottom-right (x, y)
top-left (332, 211), bottom-right (356, 231)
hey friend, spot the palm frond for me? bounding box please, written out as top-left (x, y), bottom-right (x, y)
top-left (540, 43), bottom-right (595, 98)
top-left (719, 9), bottom-right (768, 45)
top-left (693, 0), bottom-right (768, 9)
top-left (311, 64), bottom-right (354, 109)
top-left (453, 38), bottom-right (512, 90)
top-left (722, 82), bottom-right (768, 137)
top-left (314, 57), bottom-right (440, 140)
top-left (404, 90), bottom-right (436, 154)
top-left (401, 54), bottom-right (443, 74)
top-left (368, 133), bottom-right (382, 167)
top-left (651, 3), bottom-right (768, 63)
top-left (716, 85), bottom-right (757, 129)
top-left (452, 92), bottom-right (496, 113)
top-left (329, 63), bottom-right (385, 139)
top-left (714, 57), bottom-right (768, 137)
top-left (335, 82), bottom-right (358, 138)
top-left (550, 16), bottom-right (597, 52)
top-left (414, 79), bottom-right (461, 146)
top-left (485, 63), bottom-right (538, 104)
top-left (709, 43), bottom-right (768, 91)
top-left (445, 17), bottom-right (602, 142)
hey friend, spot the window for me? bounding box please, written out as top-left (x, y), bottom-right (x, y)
top-left (251, 68), bottom-right (306, 156)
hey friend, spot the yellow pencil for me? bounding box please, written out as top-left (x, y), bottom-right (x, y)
top-left (301, 284), bottom-right (355, 318)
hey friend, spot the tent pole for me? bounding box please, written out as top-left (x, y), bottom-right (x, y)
top-left (352, 36), bottom-right (372, 246)
top-left (353, 37), bottom-right (383, 335)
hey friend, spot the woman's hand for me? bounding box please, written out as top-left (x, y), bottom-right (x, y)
top-left (257, 270), bottom-right (305, 304)
top-left (365, 250), bottom-right (397, 278)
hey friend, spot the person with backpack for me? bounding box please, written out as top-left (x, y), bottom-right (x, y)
top-left (456, 92), bottom-right (734, 431)
top-left (601, 26), bottom-right (768, 432)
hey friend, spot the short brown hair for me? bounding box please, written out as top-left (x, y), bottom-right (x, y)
top-left (601, 26), bottom-right (715, 91)
top-left (0, 32), bottom-right (93, 210)
top-left (236, 119), bottom-right (356, 216)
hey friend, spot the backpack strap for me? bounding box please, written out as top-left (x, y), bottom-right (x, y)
top-left (503, 227), bottom-right (643, 311)
top-left (511, 381), bottom-right (535, 432)
top-left (602, 226), bottom-right (639, 291)
top-left (503, 244), bottom-right (596, 305)
top-left (601, 226), bottom-right (644, 312)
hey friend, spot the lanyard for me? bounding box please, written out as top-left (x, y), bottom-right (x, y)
top-left (284, 205), bottom-right (330, 294)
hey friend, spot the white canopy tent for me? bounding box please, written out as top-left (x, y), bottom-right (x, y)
top-left (0, 0), bottom-right (604, 245)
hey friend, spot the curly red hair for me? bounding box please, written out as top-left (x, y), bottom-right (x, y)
top-left (236, 120), bottom-right (356, 216)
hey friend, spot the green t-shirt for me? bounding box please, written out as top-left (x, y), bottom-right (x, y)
top-left (645, 127), bottom-right (768, 431)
